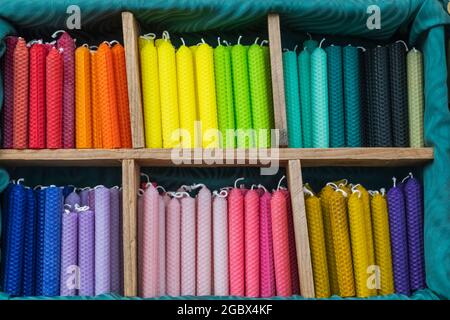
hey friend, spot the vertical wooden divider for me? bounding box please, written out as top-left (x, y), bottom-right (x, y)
top-left (267, 13), bottom-right (288, 147)
top-left (122, 159), bottom-right (140, 296)
top-left (122, 12), bottom-right (145, 149)
top-left (287, 160), bottom-right (315, 298)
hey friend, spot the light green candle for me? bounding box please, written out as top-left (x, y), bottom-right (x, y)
top-left (311, 44), bottom-right (329, 148)
top-left (262, 44), bottom-right (274, 129)
top-left (298, 48), bottom-right (313, 147)
top-left (248, 44), bottom-right (272, 148)
top-left (214, 44), bottom-right (235, 148)
top-left (407, 48), bottom-right (424, 148)
top-left (231, 43), bottom-right (253, 148)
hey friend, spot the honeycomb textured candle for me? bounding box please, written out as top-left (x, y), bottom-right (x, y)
top-left (259, 191), bottom-right (276, 297)
top-left (75, 46), bottom-right (92, 148)
top-left (140, 40), bottom-right (162, 148)
top-left (372, 191), bottom-right (394, 295)
top-left (181, 196), bottom-right (196, 296)
top-left (112, 43), bottom-right (132, 148)
top-left (244, 189), bottom-right (260, 297)
top-left (228, 188), bottom-right (245, 296)
top-left (213, 194), bottom-right (229, 296)
top-left (176, 45), bottom-right (197, 148)
top-left (94, 186), bottom-right (111, 295)
top-left (97, 43), bottom-right (121, 148)
top-left (298, 49), bottom-right (312, 148)
top-left (90, 49), bottom-right (102, 148)
top-left (231, 44), bottom-right (253, 148)
top-left (60, 210), bottom-right (78, 296)
top-left (23, 188), bottom-right (37, 296)
top-left (311, 47), bottom-right (329, 148)
top-left (283, 50), bottom-right (302, 148)
top-left (195, 43), bottom-right (219, 148)
top-left (197, 187), bottom-right (212, 295)
top-left (2, 37), bottom-right (18, 148)
top-left (158, 40), bottom-right (180, 148)
top-left (305, 191), bottom-right (330, 298)
top-left (78, 207), bottom-right (94, 296)
top-left (13, 38), bottom-right (29, 149)
top-left (167, 198), bottom-right (181, 296)
top-left (46, 47), bottom-right (63, 149)
top-left (407, 49), bottom-right (424, 147)
top-left (214, 45), bottom-right (235, 148)
top-left (29, 43), bottom-right (47, 149)
top-left (248, 44), bottom-right (272, 148)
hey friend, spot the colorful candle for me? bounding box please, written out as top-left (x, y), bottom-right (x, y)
top-left (77, 206), bottom-right (94, 296)
top-left (259, 191), bottom-right (276, 297)
top-left (311, 44), bottom-right (329, 148)
top-left (228, 188), bottom-right (245, 296)
top-left (180, 193), bottom-right (196, 296)
top-left (2, 37), bottom-right (17, 148)
top-left (213, 191), bottom-right (229, 296)
top-left (28, 42), bottom-right (47, 149)
top-left (407, 48), bottom-right (425, 147)
top-left (23, 188), bottom-right (37, 296)
top-left (283, 49), bottom-right (302, 148)
top-left (60, 208), bottom-right (78, 296)
top-left (158, 195), bottom-right (166, 296)
top-left (75, 45), bottom-right (93, 148)
top-left (244, 189), bottom-right (260, 297)
top-left (110, 187), bottom-right (121, 294)
top-left (197, 186), bottom-right (212, 295)
top-left (91, 49), bottom-right (102, 148)
top-left (167, 197), bottom-right (181, 296)
top-left (304, 39), bottom-right (318, 53)
top-left (298, 48), bottom-right (313, 148)
top-left (35, 187), bottom-right (46, 295)
top-left (94, 186), bottom-right (111, 295)
top-left (46, 47), bottom-right (63, 149)
top-left (176, 44), bottom-right (197, 148)
top-left (13, 38), bottom-right (29, 149)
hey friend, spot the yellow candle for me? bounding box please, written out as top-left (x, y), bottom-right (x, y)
top-left (141, 38), bottom-right (162, 148)
top-left (176, 43), bottom-right (197, 148)
top-left (194, 42), bottom-right (219, 148)
top-left (158, 38), bottom-right (180, 148)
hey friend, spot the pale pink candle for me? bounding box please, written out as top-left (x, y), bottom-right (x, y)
top-left (181, 194), bottom-right (196, 296)
top-left (142, 185), bottom-right (159, 297)
top-left (166, 197), bottom-right (181, 296)
top-left (260, 191), bottom-right (276, 297)
top-left (158, 195), bottom-right (166, 296)
top-left (245, 189), bottom-right (260, 297)
top-left (137, 189), bottom-right (144, 295)
top-left (213, 191), bottom-right (229, 296)
top-left (196, 186), bottom-right (212, 296)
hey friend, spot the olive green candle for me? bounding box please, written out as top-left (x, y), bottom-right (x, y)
top-left (407, 48), bottom-right (424, 148)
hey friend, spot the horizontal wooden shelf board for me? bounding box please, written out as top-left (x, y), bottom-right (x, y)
top-left (0, 148), bottom-right (434, 167)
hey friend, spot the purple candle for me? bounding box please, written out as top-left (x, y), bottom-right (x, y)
top-left (65, 191), bottom-right (80, 209)
top-left (60, 208), bottom-right (78, 296)
top-left (79, 188), bottom-right (90, 207)
top-left (403, 174), bottom-right (426, 291)
top-left (387, 179), bottom-right (411, 295)
top-left (77, 205), bottom-right (94, 296)
top-left (110, 187), bottom-right (121, 294)
top-left (95, 186), bottom-right (111, 295)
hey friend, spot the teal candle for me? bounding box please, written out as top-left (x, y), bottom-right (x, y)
top-left (304, 39), bottom-right (318, 53)
top-left (325, 45), bottom-right (345, 147)
top-left (283, 50), bottom-right (303, 148)
top-left (298, 49), bottom-right (313, 148)
top-left (311, 43), bottom-right (329, 148)
top-left (343, 45), bottom-right (362, 147)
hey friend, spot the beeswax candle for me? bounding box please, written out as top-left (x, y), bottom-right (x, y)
top-left (311, 43), bottom-right (329, 148)
top-left (158, 196), bottom-right (166, 296)
top-left (35, 188), bottom-right (46, 296)
top-left (167, 197), bottom-right (181, 296)
top-left (77, 206), bottom-right (94, 296)
top-left (260, 191), bottom-right (276, 297)
top-left (262, 45), bottom-right (275, 128)
top-left (181, 195), bottom-right (196, 296)
top-left (373, 190), bottom-right (395, 295)
top-left (2, 37), bottom-right (17, 148)
top-left (13, 38), bottom-right (29, 149)
top-left (214, 44), bottom-right (235, 148)
top-left (112, 43), bottom-right (132, 148)
top-left (29, 43), bottom-right (47, 149)
top-left (97, 43), bottom-right (121, 148)
top-left (90, 49), bottom-right (102, 148)
top-left (407, 48), bottom-right (424, 147)
top-left (140, 39), bottom-right (162, 148)
top-left (197, 186), bottom-right (212, 295)
top-left (60, 209), bottom-right (78, 296)
top-left (75, 45), bottom-right (93, 148)
top-left (176, 44), bottom-right (197, 148)
top-left (245, 189), bottom-right (260, 297)
top-left (298, 48), bottom-right (313, 148)
top-left (195, 43), bottom-right (219, 148)
top-left (305, 189), bottom-right (330, 298)
top-left (95, 186), bottom-right (111, 295)
top-left (283, 49), bottom-right (302, 148)
top-left (248, 44), bottom-right (272, 148)
top-left (158, 39), bottom-right (180, 148)
top-left (57, 32), bottom-right (76, 148)
top-left (23, 188), bottom-right (37, 296)
top-left (232, 42), bottom-right (253, 148)
top-left (304, 38), bottom-right (318, 53)
top-left (46, 47), bottom-right (63, 149)
top-left (228, 188), bottom-right (245, 296)
top-left (213, 192), bottom-right (229, 296)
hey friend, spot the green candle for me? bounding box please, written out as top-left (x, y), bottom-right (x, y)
top-left (311, 43), bottom-right (329, 148)
top-left (262, 44), bottom-right (274, 128)
top-left (407, 48), bottom-right (424, 147)
top-left (298, 48), bottom-right (313, 148)
top-left (283, 49), bottom-right (302, 148)
top-left (231, 43), bottom-right (253, 148)
top-left (248, 43), bottom-right (272, 148)
top-left (214, 44), bottom-right (235, 148)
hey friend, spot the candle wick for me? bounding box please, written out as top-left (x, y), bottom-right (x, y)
top-left (303, 186), bottom-right (314, 197)
top-left (51, 29), bottom-right (66, 39)
top-left (392, 177), bottom-right (397, 187)
top-left (140, 172), bottom-right (150, 184)
top-left (237, 35), bottom-right (242, 45)
top-left (319, 38), bottom-right (326, 48)
top-left (260, 40), bottom-right (268, 47)
top-left (254, 37), bottom-right (259, 45)
top-left (234, 177), bottom-right (245, 188)
top-left (217, 37), bottom-right (221, 47)
top-left (156, 185), bottom-right (166, 193)
top-left (277, 175), bottom-right (286, 190)
top-left (307, 32), bottom-right (312, 40)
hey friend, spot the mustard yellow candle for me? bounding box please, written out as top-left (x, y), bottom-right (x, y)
top-left (176, 42), bottom-right (197, 148)
top-left (194, 42), bottom-right (219, 148)
top-left (158, 37), bottom-right (180, 148)
top-left (141, 37), bottom-right (162, 148)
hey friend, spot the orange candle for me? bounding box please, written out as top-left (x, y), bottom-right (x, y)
top-left (90, 48), bottom-right (103, 148)
top-left (75, 45), bottom-right (92, 148)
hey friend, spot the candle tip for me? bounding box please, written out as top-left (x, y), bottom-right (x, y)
top-left (277, 175), bottom-right (286, 190)
top-left (237, 35), bottom-right (242, 45)
top-left (51, 29), bottom-right (66, 39)
top-left (234, 177), bottom-right (245, 189)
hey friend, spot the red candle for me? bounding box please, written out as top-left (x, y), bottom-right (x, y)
top-left (29, 42), bottom-right (47, 149)
top-left (228, 187), bottom-right (245, 296)
top-left (13, 37), bottom-right (29, 149)
top-left (46, 47), bottom-right (63, 149)
top-left (244, 189), bottom-right (260, 297)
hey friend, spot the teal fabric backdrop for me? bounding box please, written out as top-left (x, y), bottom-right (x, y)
top-left (0, 0), bottom-right (449, 299)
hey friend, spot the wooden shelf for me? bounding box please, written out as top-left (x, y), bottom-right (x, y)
top-left (0, 148), bottom-right (434, 167)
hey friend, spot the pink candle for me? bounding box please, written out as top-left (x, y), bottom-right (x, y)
top-left (166, 197), bottom-right (181, 296)
top-left (142, 185), bottom-right (159, 297)
top-left (137, 189), bottom-right (144, 295)
top-left (213, 191), bottom-right (229, 296)
top-left (196, 186), bottom-right (212, 296)
top-left (181, 194), bottom-right (196, 296)
top-left (228, 188), bottom-right (245, 296)
top-left (158, 195), bottom-right (166, 296)
top-left (245, 189), bottom-right (260, 297)
top-left (260, 191), bottom-right (276, 297)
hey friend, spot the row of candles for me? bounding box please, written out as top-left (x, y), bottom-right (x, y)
top-left (305, 175), bottom-right (425, 298)
top-left (137, 176), bottom-right (298, 297)
top-left (1, 181), bottom-right (122, 297)
top-left (140, 33), bottom-right (274, 149)
top-left (283, 38), bottom-right (424, 148)
top-left (1, 31), bottom-right (132, 150)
